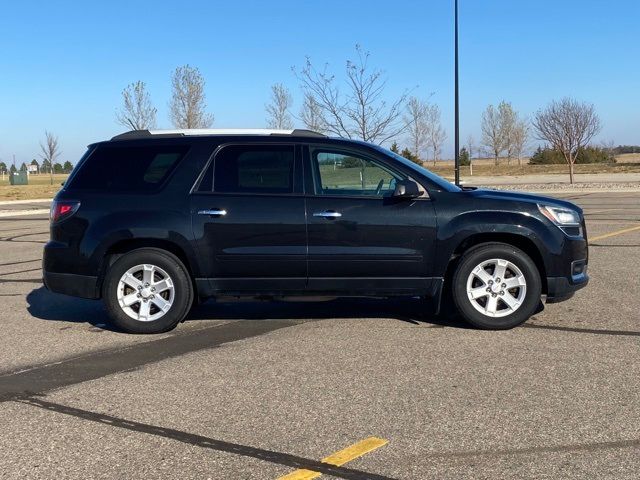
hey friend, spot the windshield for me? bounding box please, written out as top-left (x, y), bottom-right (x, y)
top-left (370, 144), bottom-right (461, 192)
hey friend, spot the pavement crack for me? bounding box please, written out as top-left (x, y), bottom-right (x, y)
top-left (423, 437), bottom-right (640, 460)
top-left (0, 258), bottom-right (41, 267)
top-left (0, 267), bottom-right (42, 277)
top-left (0, 278), bottom-right (42, 284)
top-left (14, 396), bottom-right (396, 480)
top-left (523, 323), bottom-right (640, 337)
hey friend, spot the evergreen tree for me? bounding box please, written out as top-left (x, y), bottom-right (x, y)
top-left (459, 147), bottom-right (470, 166)
top-left (400, 147), bottom-right (421, 165)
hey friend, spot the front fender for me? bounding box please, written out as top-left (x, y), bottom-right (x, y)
top-left (434, 211), bottom-right (563, 276)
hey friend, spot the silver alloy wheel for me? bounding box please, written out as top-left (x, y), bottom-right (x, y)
top-left (466, 258), bottom-right (527, 318)
top-left (117, 264), bottom-right (175, 322)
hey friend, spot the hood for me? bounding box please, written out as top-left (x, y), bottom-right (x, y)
top-left (466, 188), bottom-right (583, 214)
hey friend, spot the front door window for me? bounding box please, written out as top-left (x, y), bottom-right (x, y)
top-left (312, 150), bottom-right (403, 197)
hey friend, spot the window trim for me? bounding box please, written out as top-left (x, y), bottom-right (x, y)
top-left (307, 145), bottom-right (423, 200)
top-left (191, 142), bottom-right (300, 196)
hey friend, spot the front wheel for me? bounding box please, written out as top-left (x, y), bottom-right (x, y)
top-left (102, 248), bottom-right (193, 334)
top-left (452, 243), bottom-right (542, 329)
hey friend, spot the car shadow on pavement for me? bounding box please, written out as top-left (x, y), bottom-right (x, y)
top-left (26, 286), bottom-right (471, 331)
top-left (26, 286), bottom-right (120, 332)
top-left (188, 296), bottom-right (471, 329)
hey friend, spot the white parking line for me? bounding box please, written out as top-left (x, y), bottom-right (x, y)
top-left (0, 209), bottom-right (50, 218)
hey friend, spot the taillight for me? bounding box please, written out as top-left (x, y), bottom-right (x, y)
top-left (50, 200), bottom-right (81, 223)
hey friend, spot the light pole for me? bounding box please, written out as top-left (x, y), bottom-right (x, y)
top-left (454, 0), bottom-right (460, 186)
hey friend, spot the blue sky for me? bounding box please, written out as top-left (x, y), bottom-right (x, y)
top-left (1, 0), bottom-right (638, 165)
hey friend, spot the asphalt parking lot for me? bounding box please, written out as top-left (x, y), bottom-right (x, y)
top-left (0, 191), bottom-right (638, 479)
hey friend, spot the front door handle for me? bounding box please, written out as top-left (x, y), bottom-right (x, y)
top-left (198, 209), bottom-right (227, 217)
top-left (313, 210), bottom-right (342, 219)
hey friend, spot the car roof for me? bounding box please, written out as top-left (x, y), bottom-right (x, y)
top-left (110, 129), bottom-right (326, 141)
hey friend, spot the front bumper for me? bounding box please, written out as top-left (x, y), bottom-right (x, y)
top-left (43, 271), bottom-right (100, 299)
top-left (546, 265), bottom-right (589, 303)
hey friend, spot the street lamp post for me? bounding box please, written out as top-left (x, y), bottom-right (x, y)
top-left (454, 0), bottom-right (460, 186)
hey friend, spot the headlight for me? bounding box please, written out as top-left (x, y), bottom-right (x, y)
top-left (538, 204), bottom-right (581, 225)
top-left (538, 204), bottom-right (583, 237)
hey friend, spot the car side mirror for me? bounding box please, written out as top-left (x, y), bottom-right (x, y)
top-left (392, 180), bottom-right (421, 198)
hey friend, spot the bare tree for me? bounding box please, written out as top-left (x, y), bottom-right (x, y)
top-left (600, 139), bottom-right (616, 161)
top-left (466, 134), bottom-right (476, 160)
top-left (39, 131), bottom-right (61, 185)
top-left (300, 92), bottom-right (326, 133)
top-left (425, 104), bottom-right (446, 166)
top-left (533, 97), bottom-right (601, 183)
top-left (500, 102), bottom-right (517, 164)
top-left (481, 100), bottom-right (522, 166)
top-left (511, 118), bottom-right (529, 165)
top-left (265, 83), bottom-right (293, 129)
top-left (169, 65), bottom-right (214, 129)
top-left (403, 96), bottom-right (430, 160)
top-left (481, 104), bottom-right (505, 165)
top-left (294, 45), bottom-right (410, 144)
top-left (116, 81), bottom-right (157, 130)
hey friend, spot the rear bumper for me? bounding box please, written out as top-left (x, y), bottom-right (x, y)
top-left (43, 271), bottom-right (100, 299)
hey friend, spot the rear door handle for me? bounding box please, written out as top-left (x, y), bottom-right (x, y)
top-left (313, 210), bottom-right (342, 219)
top-left (198, 209), bottom-right (227, 217)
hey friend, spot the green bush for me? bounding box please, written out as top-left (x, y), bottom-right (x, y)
top-left (459, 147), bottom-right (470, 166)
top-left (529, 146), bottom-right (615, 165)
top-left (341, 156), bottom-right (362, 168)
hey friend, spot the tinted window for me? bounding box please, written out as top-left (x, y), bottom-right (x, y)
top-left (69, 145), bottom-right (188, 192)
top-left (213, 145), bottom-right (294, 194)
top-left (312, 150), bottom-right (403, 197)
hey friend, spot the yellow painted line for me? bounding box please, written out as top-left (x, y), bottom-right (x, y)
top-left (277, 437), bottom-right (388, 480)
top-left (590, 224), bottom-right (640, 242)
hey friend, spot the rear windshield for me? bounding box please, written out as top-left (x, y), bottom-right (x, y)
top-left (67, 144), bottom-right (189, 192)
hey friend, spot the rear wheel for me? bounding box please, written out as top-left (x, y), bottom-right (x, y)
top-left (452, 243), bottom-right (541, 329)
top-left (103, 248), bottom-right (193, 333)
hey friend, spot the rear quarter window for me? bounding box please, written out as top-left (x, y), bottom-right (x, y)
top-left (67, 145), bottom-right (189, 192)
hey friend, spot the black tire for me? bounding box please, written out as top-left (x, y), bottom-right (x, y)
top-left (451, 243), bottom-right (541, 330)
top-left (102, 248), bottom-right (193, 334)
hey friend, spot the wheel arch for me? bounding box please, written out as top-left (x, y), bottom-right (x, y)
top-left (99, 238), bottom-right (197, 297)
top-left (446, 233), bottom-right (548, 294)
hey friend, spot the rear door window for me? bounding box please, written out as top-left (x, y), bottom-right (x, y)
top-left (210, 144), bottom-right (295, 194)
top-left (68, 145), bottom-right (188, 192)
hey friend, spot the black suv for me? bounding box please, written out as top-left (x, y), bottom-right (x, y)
top-left (43, 129), bottom-right (588, 333)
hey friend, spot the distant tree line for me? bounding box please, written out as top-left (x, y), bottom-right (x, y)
top-left (0, 159), bottom-right (72, 175)
top-left (1, 131), bottom-right (72, 183)
top-left (109, 47), bottom-right (619, 185)
top-left (529, 146), bottom-right (614, 165)
top-left (613, 145), bottom-right (640, 154)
